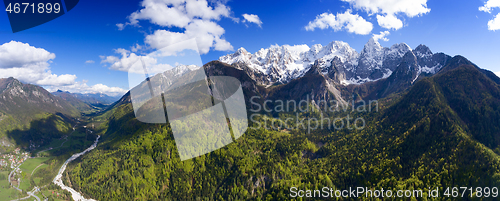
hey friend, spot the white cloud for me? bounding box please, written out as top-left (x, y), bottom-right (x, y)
top-left (479, 0), bottom-right (500, 13)
top-left (488, 13), bottom-right (500, 30)
top-left (373, 30), bottom-right (390, 42)
top-left (305, 10), bottom-right (373, 35)
top-left (48, 81), bottom-right (128, 97)
top-left (495, 71), bottom-right (500, 77)
top-left (130, 44), bottom-right (143, 52)
top-left (85, 60), bottom-right (95, 64)
top-left (100, 47), bottom-right (178, 75)
top-left (0, 41), bottom-right (126, 96)
top-left (479, 0), bottom-right (500, 30)
top-left (144, 19), bottom-right (232, 55)
top-left (101, 48), bottom-right (156, 72)
top-left (242, 14), bottom-right (263, 27)
top-left (108, 0), bottom-right (235, 71)
top-left (99, 55), bottom-right (119, 64)
top-left (0, 41), bottom-right (55, 68)
top-left (341, 0), bottom-right (430, 30)
top-left (341, 0), bottom-right (430, 17)
top-left (124, 0), bottom-right (230, 28)
top-left (116, 23), bottom-right (125, 31)
top-left (376, 14), bottom-right (403, 30)
top-left (0, 41), bottom-right (76, 86)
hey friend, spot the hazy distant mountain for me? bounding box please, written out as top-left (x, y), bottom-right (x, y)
top-left (52, 90), bottom-right (121, 106)
top-left (0, 77), bottom-right (78, 119)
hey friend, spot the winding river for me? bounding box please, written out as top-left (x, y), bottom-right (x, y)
top-left (52, 135), bottom-right (100, 201)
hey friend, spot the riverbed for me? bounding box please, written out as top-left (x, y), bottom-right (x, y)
top-left (52, 135), bottom-right (100, 201)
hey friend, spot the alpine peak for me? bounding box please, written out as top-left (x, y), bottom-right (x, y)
top-left (219, 39), bottom-right (447, 86)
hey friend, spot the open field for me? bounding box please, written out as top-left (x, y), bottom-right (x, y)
top-left (0, 171), bottom-right (24, 200)
top-left (19, 157), bottom-right (50, 174)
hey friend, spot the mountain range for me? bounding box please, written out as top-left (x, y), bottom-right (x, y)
top-left (1, 38), bottom-right (500, 200)
top-left (0, 77), bottom-right (78, 149)
top-left (52, 90), bottom-right (120, 106)
top-left (219, 38), bottom-right (450, 86)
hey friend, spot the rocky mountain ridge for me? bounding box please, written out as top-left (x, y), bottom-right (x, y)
top-left (219, 38), bottom-right (450, 86)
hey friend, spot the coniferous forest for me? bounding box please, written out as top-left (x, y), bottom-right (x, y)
top-left (65, 62), bottom-right (500, 200)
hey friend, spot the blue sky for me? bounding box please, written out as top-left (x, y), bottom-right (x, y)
top-left (0, 0), bottom-right (499, 96)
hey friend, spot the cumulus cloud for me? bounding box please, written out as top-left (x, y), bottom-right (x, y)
top-left (242, 14), bottom-right (263, 27)
top-left (0, 41), bottom-right (75, 86)
top-left (341, 0), bottom-right (430, 17)
top-left (130, 44), bottom-right (143, 52)
top-left (341, 0), bottom-right (430, 30)
top-left (0, 41), bottom-right (55, 68)
top-left (85, 60), bottom-right (95, 64)
top-left (116, 23), bottom-right (126, 31)
top-left (100, 46), bottom-right (178, 75)
top-left (126, 0), bottom-right (230, 28)
top-left (144, 20), bottom-right (230, 55)
top-left (0, 41), bottom-right (126, 96)
top-left (479, 0), bottom-right (500, 13)
top-left (479, 0), bottom-right (500, 30)
top-left (373, 30), bottom-right (390, 42)
top-left (116, 0), bottom-right (233, 55)
top-left (488, 13), bottom-right (500, 30)
top-left (101, 48), bottom-right (167, 74)
top-left (48, 81), bottom-right (128, 97)
top-left (305, 10), bottom-right (373, 35)
top-left (376, 14), bottom-right (403, 30)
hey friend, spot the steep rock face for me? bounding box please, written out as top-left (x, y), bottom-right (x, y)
top-left (0, 77), bottom-right (79, 125)
top-left (354, 37), bottom-right (387, 79)
top-left (350, 39), bottom-right (412, 83)
top-left (219, 37), bottom-right (466, 90)
top-left (219, 38), bottom-right (420, 86)
top-left (346, 49), bottom-right (452, 100)
top-left (219, 41), bottom-right (358, 85)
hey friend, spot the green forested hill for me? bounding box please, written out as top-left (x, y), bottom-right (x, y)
top-left (0, 77), bottom-right (79, 149)
top-left (67, 62), bottom-right (500, 200)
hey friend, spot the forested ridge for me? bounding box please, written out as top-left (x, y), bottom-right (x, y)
top-left (67, 64), bottom-right (500, 200)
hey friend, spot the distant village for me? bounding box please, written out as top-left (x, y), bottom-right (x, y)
top-left (0, 147), bottom-right (30, 169)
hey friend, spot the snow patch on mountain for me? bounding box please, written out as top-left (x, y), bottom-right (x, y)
top-left (219, 41), bottom-right (358, 83)
top-left (420, 64), bottom-right (442, 74)
top-left (219, 38), bottom-right (446, 86)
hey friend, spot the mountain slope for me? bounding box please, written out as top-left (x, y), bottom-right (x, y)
top-left (345, 49), bottom-right (452, 100)
top-left (67, 56), bottom-right (500, 200)
top-left (0, 78), bottom-right (79, 120)
top-left (52, 90), bottom-right (120, 106)
top-left (432, 64), bottom-right (500, 149)
top-left (219, 38), bottom-right (451, 87)
top-left (0, 77), bottom-right (79, 148)
top-left (52, 90), bottom-right (94, 112)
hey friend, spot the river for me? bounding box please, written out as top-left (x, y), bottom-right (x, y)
top-left (52, 135), bottom-right (100, 201)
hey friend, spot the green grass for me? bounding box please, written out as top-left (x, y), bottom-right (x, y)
top-left (39, 189), bottom-right (70, 201)
top-left (18, 178), bottom-right (30, 191)
top-left (33, 177), bottom-right (41, 184)
top-left (19, 157), bottom-right (50, 174)
top-left (0, 171), bottom-right (24, 201)
top-left (32, 164), bottom-right (47, 176)
top-left (15, 157), bottom-right (51, 191)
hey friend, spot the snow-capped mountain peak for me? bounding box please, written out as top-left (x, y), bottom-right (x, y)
top-left (219, 42), bottom-right (359, 83)
top-left (363, 37), bottom-right (383, 54)
top-left (413, 44), bottom-right (433, 58)
top-left (219, 38), bottom-right (447, 86)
